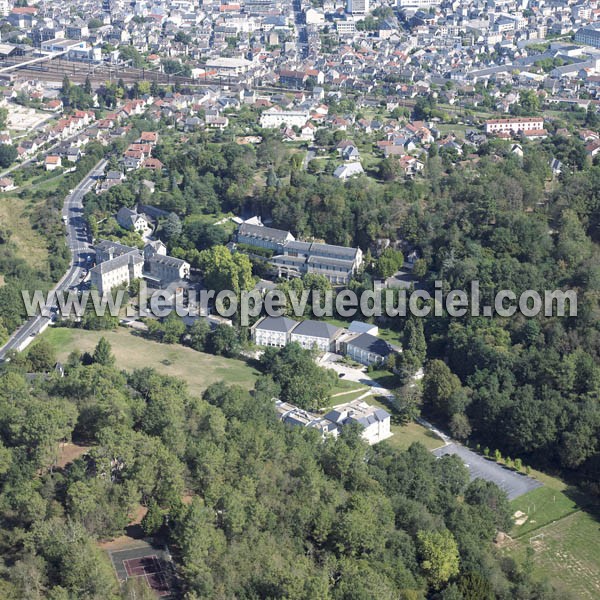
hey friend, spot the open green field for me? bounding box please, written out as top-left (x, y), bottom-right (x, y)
top-left (509, 485), bottom-right (579, 538)
top-left (0, 195), bottom-right (48, 271)
top-left (503, 476), bottom-right (600, 599)
top-left (42, 327), bottom-right (260, 396)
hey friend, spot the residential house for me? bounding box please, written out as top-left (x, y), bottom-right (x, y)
top-left (45, 155), bottom-right (61, 171)
top-left (116, 206), bottom-right (151, 232)
top-left (142, 158), bottom-right (164, 171)
top-left (0, 177), bottom-right (15, 192)
top-left (333, 162), bottom-right (364, 179)
top-left (123, 149), bottom-right (144, 170)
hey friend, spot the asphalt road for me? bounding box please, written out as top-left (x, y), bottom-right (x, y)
top-left (0, 158), bottom-right (107, 360)
top-left (434, 443), bottom-right (543, 500)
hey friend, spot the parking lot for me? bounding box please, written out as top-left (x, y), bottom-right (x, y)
top-left (434, 443), bottom-right (543, 500)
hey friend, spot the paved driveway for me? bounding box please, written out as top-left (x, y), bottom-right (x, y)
top-left (434, 443), bottom-right (542, 500)
top-left (321, 356), bottom-right (394, 398)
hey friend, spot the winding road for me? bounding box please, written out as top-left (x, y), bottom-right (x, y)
top-left (0, 158), bottom-right (106, 361)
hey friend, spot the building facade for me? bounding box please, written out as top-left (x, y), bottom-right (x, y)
top-left (485, 117), bottom-right (544, 135)
top-left (289, 320), bottom-right (342, 352)
top-left (90, 239), bottom-right (190, 295)
top-left (324, 400), bottom-right (392, 445)
top-left (346, 0), bottom-right (369, 14)
top-left (575, 26), bottom-right (600, 48)
top-left (236, 223), bottom-right (363, 284)
top-left (253, 316), bottom-right (299, 347)
top-left (343, 332), bottom-right (393, 366)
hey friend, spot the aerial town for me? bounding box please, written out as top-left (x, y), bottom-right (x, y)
top-left (0, 0), bottom-right (598, 598)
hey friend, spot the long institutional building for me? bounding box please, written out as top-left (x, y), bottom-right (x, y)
top-left (575, 25), bottom-right (600, 48)
top-left (236, 222), bottom-right (363, 284)
top-left (484, 117), bottom-right (544, 135)
top-left (90, 239), bottom-right (190, 294)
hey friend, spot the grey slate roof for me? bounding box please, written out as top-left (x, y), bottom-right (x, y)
top-left (351, 409), bottom-right (390, 428)
top-left (238, 223), bottom-right (293, 244)
top-left (150, 254), bottom-right (188, 268)
top-left (347, 333), bottom-right (393, 358)
top-left (255, 315), bottom-right (299, 333)
top-left (291, 319), bottom-right (341, 340)
top-left (90, 250), bottom-right (143, 275)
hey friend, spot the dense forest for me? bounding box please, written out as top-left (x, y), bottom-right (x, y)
top-left (0, 343), bottom-right (560, 599)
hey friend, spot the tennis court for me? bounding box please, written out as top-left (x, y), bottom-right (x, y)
top-left (109, 542), bottom-right (177, 598)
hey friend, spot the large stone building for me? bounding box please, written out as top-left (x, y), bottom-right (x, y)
top-left (289, 319), bottom-right (343, 352)
top-left (575, 26), bottom-right (600, 48)
top-left (324, 400), bottom-right (392, 445)
top-left (259, 108), bottom-right (311, 129)
top-left (90, 239), bottom-right (189, 294)
top-left (143, 240), bottom-right (190, 284)
top-left (253, 315), bottom-right (299, 347)
top-left (484, 117), bottom-right (544, 135)
top-left (275, 399), bottom-right (392, 445)
top-left (90, 242), bottom-right (144, 295)
top-left (342, 332), bottom-right (393, 366)
top-left (236, 222), bottom-right (363, 284)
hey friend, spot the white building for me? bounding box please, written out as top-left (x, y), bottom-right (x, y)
top-left (305, 8), bottom-right (325, 24)
top-left (275, 398), bottom-right (392, 444)
top-left (333, 162), bottom-right (364, 179)
top-left (260, 108), bottom-right (310, 129)
top-left (397, 0), bottom-right (441, 8)
top-left (90, 239), bottom-right (189, 295)
top-left (343, 333), bottom-right (393, 366)
top-left (205, 57), bottom-right (252, 76)
top-left (276, 400), bottom-right (340, 440)
top-left (41, 38), bottom-right (87, 53)
top-left (90, 244), bottom-right (144, 295)
top-left (253, 316), bottom-right (299, 347)
top-left (485, 117), bottom-right (544, 135)
top-left (324, 400), bottom-right (392, 445)
top-left (346, 0), bottom-right (369, 15)
top-left (290, 320), bottom-right (342, 352)
top-left (336, 20), bottom-right (356, 36)
top-left (116, 206), bottom-right (151, 232)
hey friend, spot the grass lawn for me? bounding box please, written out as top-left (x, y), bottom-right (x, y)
top-left (327, 388), bottom-right (371, 406)
top-left (42, 326), bottom-right (260, 396)
top-left (0, 195), bottom-right (48, 271)
top-left (502, 474), bottom-right (600, 600)
top-left (367, 369), bottom-right (398, 389)
top-left (509, 486), bottom-right (580, 538)
top-left (377, 326), bottom-right (403, 347)
top-left (329, 375), bottom-right (366, 396)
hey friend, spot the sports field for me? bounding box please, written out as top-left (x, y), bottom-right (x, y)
top-left (42, 327), bottom-right (260, 396)
top-left (109, 542), bottom-right (178, 598)
top-left (503, 477), bottom-right (600, 599)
